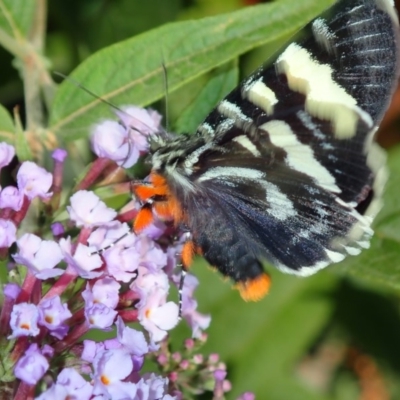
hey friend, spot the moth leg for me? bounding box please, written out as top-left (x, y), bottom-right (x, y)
top-left (176, 231), bottom-right (195, 318)
top-left (88, 232), bottom-right (130, 256)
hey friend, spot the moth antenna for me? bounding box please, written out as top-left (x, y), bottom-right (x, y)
top-left (161, 63), bottom-right (170, 132)
top-left (54, 71), bottom-right (126, 115)
top-left (53, 71), bottom-right (168, 142)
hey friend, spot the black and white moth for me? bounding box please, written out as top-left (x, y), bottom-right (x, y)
top-left (133, 0), bottom-right (400, 300)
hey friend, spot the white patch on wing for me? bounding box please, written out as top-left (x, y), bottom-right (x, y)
top-left (276, 43), bottom-right (373, 138)
top-left (218, 100), bottom-right (253, 124)
top-left (198, 166), bottom-right (264, 182)
top-left (232, 135), bottom-right (261, 156)
top-left (275, 247), bottom-right (347, 277)
top-left (261, 181), bottom-right (297, 221)
top-left (296, 110), bottom-right (326, 140)
top-left (325, 249), bottom-right (345, 263)
top-left (364, 141), bottom-right (388, 219)
top-left (344, 246), bottom-right (361, 256)
top-left (275, 259), bottom-right (330, 276)
top-left (312, 18), bottom-right (337, 54)
top-left (197, 123), bottom-right (215, 137)
top-left (242, 78), bottom-right (278, 115)
top-left (183, 141), bottom-right (216, 174)
top-left (260, 120), bottom-right (341, 193)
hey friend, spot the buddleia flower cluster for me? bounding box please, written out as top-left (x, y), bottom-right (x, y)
top-left (0, 107), bottom-right (254, 400)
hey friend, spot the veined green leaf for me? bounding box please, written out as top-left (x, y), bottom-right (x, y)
top-left (49, 0), bottom-right (334, 141)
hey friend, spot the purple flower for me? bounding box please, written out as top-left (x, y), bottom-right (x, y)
top-left (4, 283), bottom-right (21, 299)
top-left (13, 233), bottom-right (64, 279)
top-left (131, 269), bottom-right (170, 304)
top-left (236, 393), bottom-right (255, 400)
top-left (116, 317), bottom-right (149, 357)
top-left (51, 222), bottom-right (64, 236)
top-left (51, 148), bottom-right (68, 162)
top-left (35, 384), bottom-right (69, 399)
top-left (9, 302), bottom-right (40, 338)
top-left (88, 221), bottom-right (132, 250)
top-left (88, 224), bottom-right (140, 282)
top-left (82, 340), bottom-right (105, 363)
top-left (17, 161), bottom-right (53, 200)
top-left (85, 302), bottom-right (117, 329)
top-left (0, 219), bottom-right (17, 248)
top-left (0, 186), bottom-right (24, 211)
top-left (92, 348), bottom-right (136, 399)
top-left (37, 296), bottom-right (72, 339)
top-left (14, 343), bottom-right (49, 385)
top-left (59, 238), bottom-right (103, 279)
top-left (67, 190), bottom-right (117, 228)
top-left (41, 344), bottom-right (55, 358)
top-left (103, 243), bottom-right (139, 283)
top-left (214, 369), bottom-right (227, 381)
top-left (0, 142), bottom-right (15, 168)
top-left (82, 278), bottom-right (121, 309)
top-left (141, 219), bottom-right (167, 240)
top-left (91, 120), bottom-right (139, 168)
top-left (137, 289), bottom-right (179, 342)
top-left (134, 235), bottom-right (167, 273)
top-left (180, 274), bottom-right (211, 338)
top-left (136, 373), bottom-right (169, 400)
top-left (116, 106), bottom-right (162, 139)
top-left (36, 368), bottom-right (93, 400)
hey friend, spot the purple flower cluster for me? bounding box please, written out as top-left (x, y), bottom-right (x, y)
top-left (0, 107), bottom-right (253, 400)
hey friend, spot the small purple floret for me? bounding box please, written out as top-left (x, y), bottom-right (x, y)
top-left (17, 161), bottom-right (53, 200)
top-left (0, 219), bottom-right (17, 248)
top-left (51, 148), bottom-right (68, 162)
top-left (9, 302), bottom-right (40, 338)
top-left (67, 190), bottom-right (117, 227)
top-left (0, 186), bottom-right (24, 211)
top-left (14, 343), bottom-right (49, 385)
top-left (0, 142), bottom-right (15, 168)
top-left (13, 233), bottom-right (64, 279)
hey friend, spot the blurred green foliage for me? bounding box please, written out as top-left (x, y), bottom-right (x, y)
top-left (1, 0), bottom-right (400, 399)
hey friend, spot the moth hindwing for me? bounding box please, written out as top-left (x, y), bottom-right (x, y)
top-left (133, 0), bottom-right (400, 301)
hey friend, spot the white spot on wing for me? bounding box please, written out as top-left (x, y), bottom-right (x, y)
top-left (276, 43), bottom-right (373, 138)
top-left (262, 181), bottom-right (297, 221)
top-left (197, 123), bottom-right (215, 137)
top-left (276, 259), bottom-right (330, 276)
top-left (312, 18), bottom-right (337, 54)
top-left (344, 246), bottom-right (361, 256)
top-left (232, 135), bottom-right (261, 156)
top-left (183, 141), bottom-right (216, 174)
top-left (218, 100), bottom-right (253, 124)
top-left (325, 249), bottom-right (345, 263)
top-left (242, 78), bottom-right (278, 115)
top-left (198, 166), bottom-right (264, 182)
top-left (260, 120), bottom-right (341, 193)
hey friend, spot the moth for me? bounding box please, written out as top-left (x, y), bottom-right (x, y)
top-left (132, 0), bottom-right (400, 301)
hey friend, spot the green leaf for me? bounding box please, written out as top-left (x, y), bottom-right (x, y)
top-left (0, 104), bottom-right (14, 144)
top-left (173, 60), bottom-right (239, 134)
top-left (49, 0), bottom-right (334, 141)
top-left (336, 145), bottom-right (400, 291)
top-left (14, 107), bottom-right (32, 161)
top-left (0, 0), bottom-right (35, 38)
